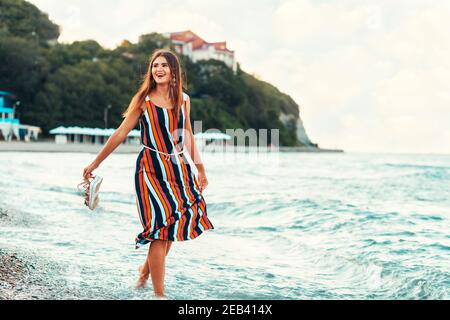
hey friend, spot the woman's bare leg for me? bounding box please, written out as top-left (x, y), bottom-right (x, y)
top-left (148, 239), bottom-right (168, 297)
top-left (136, 247), bottom-right (151, 288)
top-left (166, 240), bottom-right (173, 256)
top-left (136, 239), bottom-right (172, 289)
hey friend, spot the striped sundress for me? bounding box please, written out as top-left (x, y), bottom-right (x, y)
top-left (134, 92), bottom-right (214, 248)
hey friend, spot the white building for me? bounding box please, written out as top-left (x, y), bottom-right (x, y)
top-left (49, 126), bottom-right (141, 145)
top-left (164, 30), bottom-right (237, 73)
top-left (0, 90), bottom-right (42, 142)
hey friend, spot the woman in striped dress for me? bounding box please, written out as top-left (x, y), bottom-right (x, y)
top-left (82, 49), bottom-right (214, 299)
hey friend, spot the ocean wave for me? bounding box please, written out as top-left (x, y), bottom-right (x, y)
top-left (383, 163), bottom-right (450, 170)
top-left (1, 151), bottom-right (449, 299)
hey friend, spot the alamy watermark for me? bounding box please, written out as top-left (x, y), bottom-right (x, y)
top-left (167, 120), bottom-right (281, 174)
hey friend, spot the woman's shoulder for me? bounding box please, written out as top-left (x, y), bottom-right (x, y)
top-left (182, 92), bottom-right (190, 101)
top-left (138, 94), bottom-right (149, 112)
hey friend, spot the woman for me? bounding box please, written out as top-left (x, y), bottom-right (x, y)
top-left (82, 49), bottom-right (215, 299)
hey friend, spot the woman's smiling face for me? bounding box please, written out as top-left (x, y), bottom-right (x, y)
top-left (152, 56), bottom-right (172, 85)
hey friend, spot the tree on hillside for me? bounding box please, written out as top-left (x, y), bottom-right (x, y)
top-left (0, 0), bottom-right (59, 44)
top-left (0, 0), bottom-right (310, 146)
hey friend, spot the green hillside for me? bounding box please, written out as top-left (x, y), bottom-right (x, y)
top-left (0, 0), bottom-right (314, 146)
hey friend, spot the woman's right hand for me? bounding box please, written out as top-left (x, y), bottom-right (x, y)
top-left (83, 161), bottom-right (99, 181)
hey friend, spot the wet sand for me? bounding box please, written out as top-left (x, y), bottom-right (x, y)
top-left (0, 141), bottom-right (141, 153)
top-left (0, 208), bottom-right (51, 300)
top-left (0, 141), bottom-right (343, 153)
top-left (0, 250), bottom-right (31, 299)
top-left (0, 207), bottom-right (34, 299)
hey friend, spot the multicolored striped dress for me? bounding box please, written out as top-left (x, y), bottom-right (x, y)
top-left (134, 92), bottom-right (214, 248)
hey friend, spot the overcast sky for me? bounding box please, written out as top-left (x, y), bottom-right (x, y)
top-left (29, 0), bottom-right (450, 154)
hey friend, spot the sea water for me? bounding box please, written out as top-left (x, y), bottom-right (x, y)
top-left (0, 150), bottom-right (449, 299)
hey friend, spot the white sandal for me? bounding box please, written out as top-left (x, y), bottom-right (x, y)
top-left (77, 175), bottom-right (103, 210)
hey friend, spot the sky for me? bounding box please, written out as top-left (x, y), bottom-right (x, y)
top-left (28, 0), bottom-right (450, 154)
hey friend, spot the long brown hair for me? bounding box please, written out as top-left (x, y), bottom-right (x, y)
top-left (122, 49), bottom-right (184, 122)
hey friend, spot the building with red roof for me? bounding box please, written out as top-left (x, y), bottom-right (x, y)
top-left (164, 30), bottom-right (237, 73)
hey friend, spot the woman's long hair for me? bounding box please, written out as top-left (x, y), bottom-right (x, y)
top-left (122, 49), bottom-right (185, 122)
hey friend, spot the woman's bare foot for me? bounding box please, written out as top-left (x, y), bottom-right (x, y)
top-left (135, 264), bottom-right (149, 289)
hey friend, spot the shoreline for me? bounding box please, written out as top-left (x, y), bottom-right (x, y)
top-left (0, 141), bottom-right (344, 153)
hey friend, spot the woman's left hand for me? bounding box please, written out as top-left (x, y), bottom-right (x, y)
top-left (83, 161), bottom-right (99, 181)
top-left (198, 170), bottom-right (208, 192)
